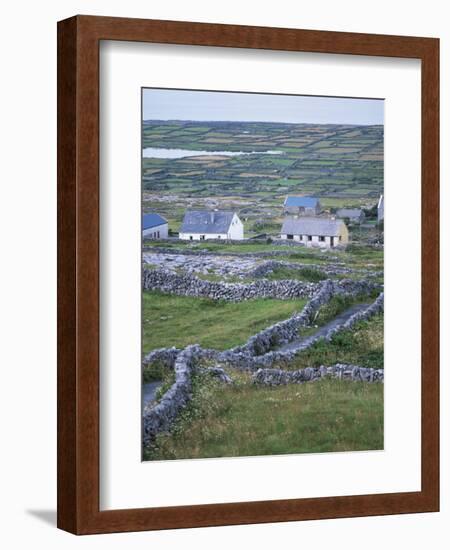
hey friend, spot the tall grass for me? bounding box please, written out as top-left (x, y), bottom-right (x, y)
top-left (144, 373), bottom-right (383, 460)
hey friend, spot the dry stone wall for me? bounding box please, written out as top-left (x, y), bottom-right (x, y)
top-left (141, 283), bottom-right (384, 445)
top-left (210, 291), bottom-right (383, 371)
top-left (143, 268), bottom-right (319, 301)
top-left (253, 363), bottom-right (384, 385)
top-left (229, 280), bottom-right (380, 357)
top-left (142, 346), bottom-right (180, 369)
top-left (143, 345), bottom-right (199, 446)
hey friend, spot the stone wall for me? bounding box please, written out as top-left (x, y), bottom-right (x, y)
top-left (141, 287), bottom-right (384, 445)
top-left (142, 346), bottom-right (180, 369)
top-left (143, 266), bottom-right (381, 304)
top-left (229, 280), bottom-right (380, 357)
top-left (143, 268), bottom-right (319, 301)
top-left (141, 283), bottom-right (383, 376)
top-left (324, 291), bottom-right (384, 340)
top-left (143, 345), bottom-right (199, 446)
top-left (232, 280), bottom-right (334, 356)
top-left (252, 363), bottom-right (384, 385)
top-left (212, 291), bottom-right (383, 371)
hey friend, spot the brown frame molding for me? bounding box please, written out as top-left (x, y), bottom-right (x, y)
top-left (57, 15), bottom-right (439, 535)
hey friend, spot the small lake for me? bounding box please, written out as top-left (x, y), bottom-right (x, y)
top-left (142, 147), bottom-right (284, 159)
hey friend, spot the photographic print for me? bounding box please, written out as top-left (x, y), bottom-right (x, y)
top-left (141, 88), bottom-right (384, 461)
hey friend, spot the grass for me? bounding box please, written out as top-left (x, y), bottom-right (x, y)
top-left (142, 291), bottom-right (307, 353)
top-left (143, 373), bottom-right (383, 460)
top-left (289, 314), bottom-right (384, 371)
top-left (265, 265), bottom-right (327, 282)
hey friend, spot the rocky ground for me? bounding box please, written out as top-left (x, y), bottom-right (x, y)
top-left (142, 250), bottom-right (381, 280)
top-left (143, 251), bottom-right (259, 277)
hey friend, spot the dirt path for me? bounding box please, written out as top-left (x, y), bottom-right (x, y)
top-left (142, 381), bottom-right (162, 408)
top-left (276, 302), bottom-right (370, 353)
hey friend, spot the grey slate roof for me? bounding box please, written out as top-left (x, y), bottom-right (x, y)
top-left (281, 217), bottom-right (345, 237)
top-left (180, 210), bottom-right (237, 234)
top-left (142, 213), bottom-right (168, 230)
top-left (336, 208), bottom-right (363, 219)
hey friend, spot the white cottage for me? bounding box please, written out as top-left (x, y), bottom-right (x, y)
top-left (280, 217), bottom-right (348, 248)
top-left (142, 213), bottom-right (169, 239)
top-left (179, 210), bottom-right (244, 241)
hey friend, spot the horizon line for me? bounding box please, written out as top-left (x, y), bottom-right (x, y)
top-left (142, 119), bottom-right (384, 127)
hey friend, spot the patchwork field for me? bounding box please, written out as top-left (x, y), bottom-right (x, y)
top-left (142, 120), bottom-right (383, 235)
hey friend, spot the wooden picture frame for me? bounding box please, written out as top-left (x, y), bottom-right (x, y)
top-left (57, 15), bottom-right (439, 534)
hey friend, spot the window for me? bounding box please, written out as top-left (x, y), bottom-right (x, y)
top-left (200, 235), bottom-right (205, 240)
top-left (287, 234), bottom-right (294, 240)
top-left (157, 231), bottom-right (160, 238)
top-left (308, 235), bottom-right (312, 241)
top-left (319, 236), bottom-right (325, 242)
top-left (189, 236), bottom-right (193, 241)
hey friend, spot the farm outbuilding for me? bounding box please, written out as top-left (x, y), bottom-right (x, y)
top-left (179, 210), bottom-right (244, 241)
top-left (336, 208), bottom-right (365, 224)
top-left (280, 217), bottom-right (348, 248)
top-left (283, 196), bottom-right (321, 216)
top-left (142, 213), bottom-right (169, 239)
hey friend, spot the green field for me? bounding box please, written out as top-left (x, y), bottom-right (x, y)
top-left (142, 291), bottom-right (307, 354)
top-left (144, 374), bottom-right (383, 460)
top-left (142, 120), bottom-right (383, 233)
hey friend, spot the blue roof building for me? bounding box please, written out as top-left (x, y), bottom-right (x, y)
top-left (284, 196), bottom-right (319, 208)
top-left (283, 196), bottom-right (321, 215)
top-left (143, 213), bottom-right (168, 230)
top-left (142, 213), bottom-right (168, 239)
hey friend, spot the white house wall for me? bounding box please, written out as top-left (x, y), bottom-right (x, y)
top-left (143, 223), bottom-right (168, 239)
top-left (179, 213), bottom-right (244, 241)
top-left (280, 233), bottom-right (340, 248)
top-left (179, 232), bottom-right (228, 241)
top-left (228, 214), bottom-right (244, 240)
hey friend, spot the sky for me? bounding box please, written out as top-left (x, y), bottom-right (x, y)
top-left (142, 88), bottom-right (384, 126)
